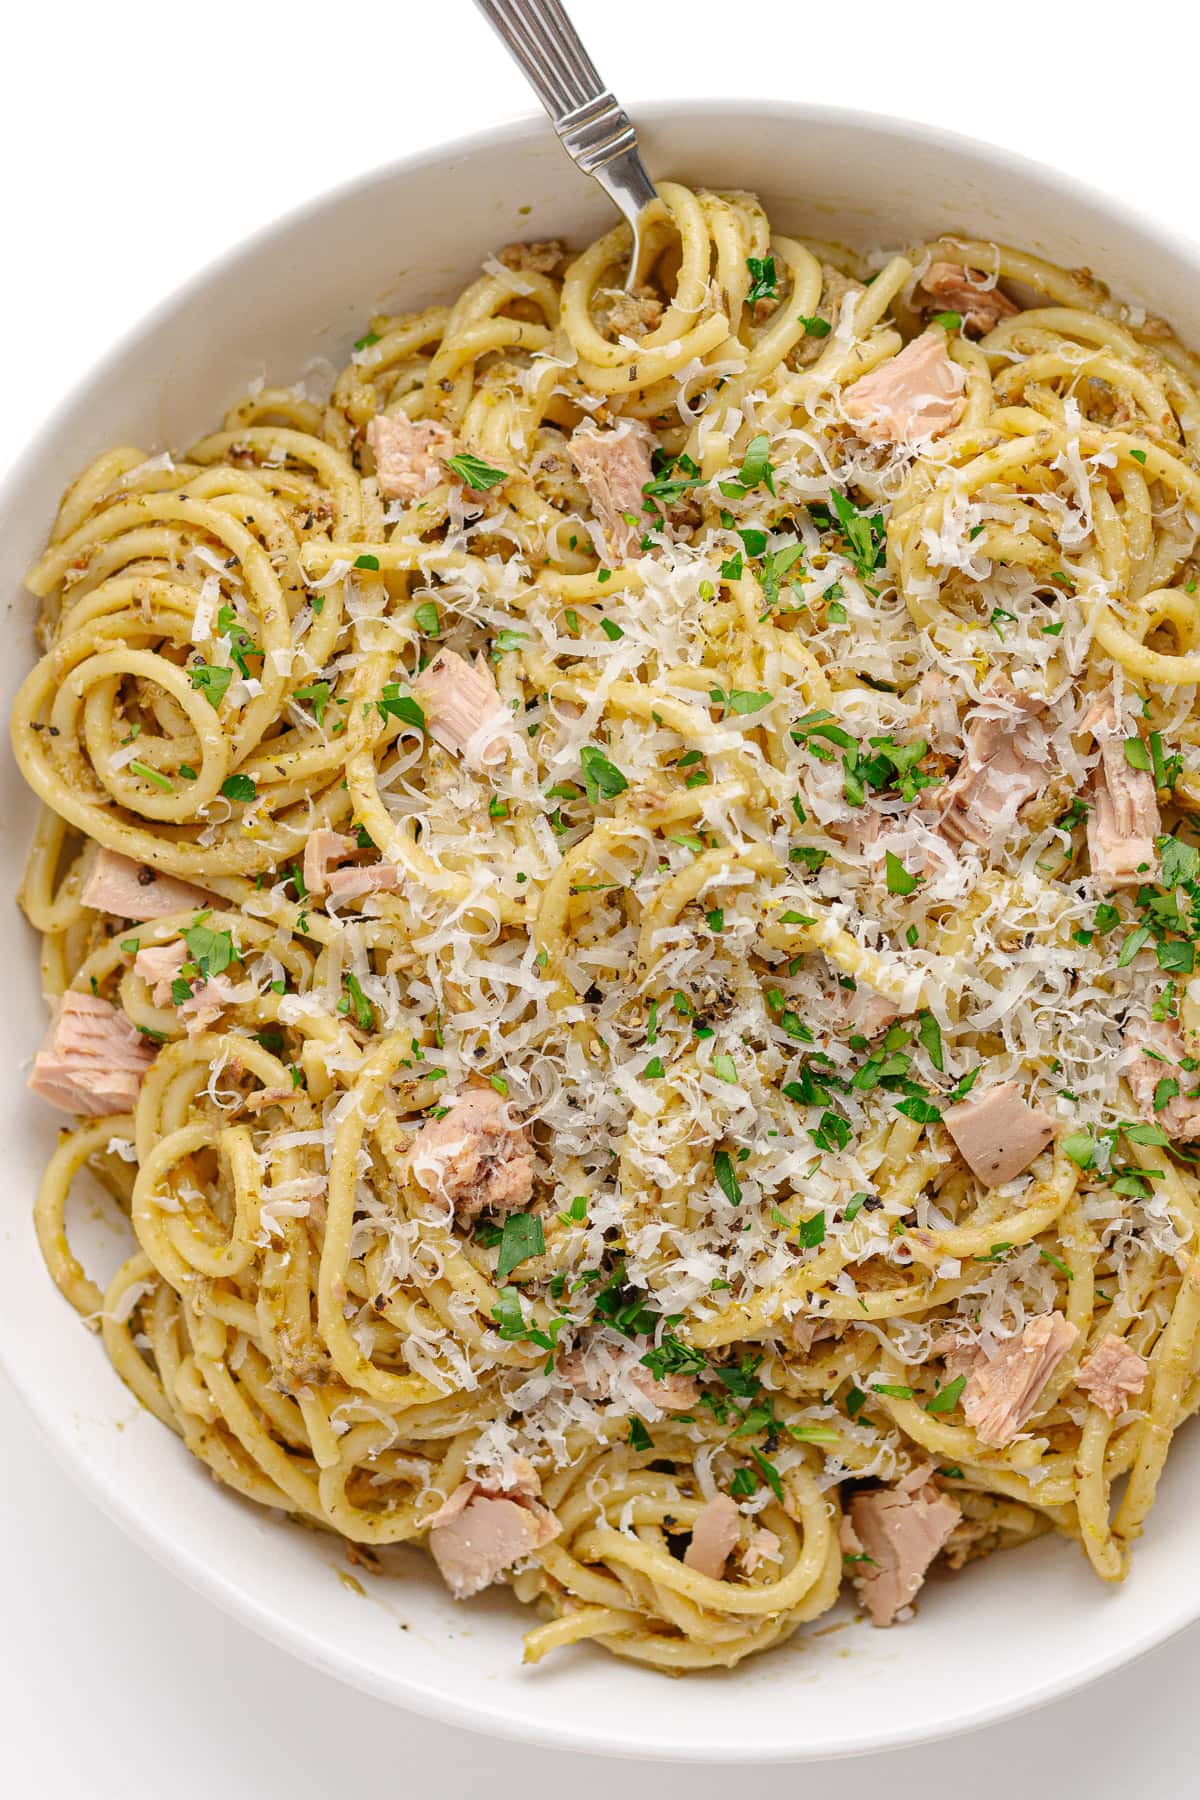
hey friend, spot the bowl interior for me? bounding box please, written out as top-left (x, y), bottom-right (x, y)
top-left (3, 101), bottom-right (1199, 1761)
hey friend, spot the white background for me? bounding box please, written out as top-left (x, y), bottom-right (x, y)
top-left (2, 1), bottom-right (1198, 1791)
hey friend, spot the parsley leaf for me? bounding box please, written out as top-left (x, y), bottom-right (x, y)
top-left (579, 744), bottom-right (628, 804)
top-left (220, 773), bottom-right (257, 803)
top-left (1159, 834), bottom-right (1200, 887)
top-left (340, 972), bottom-right (374, 1031)
top-left (829, 490), bottom-right (885, 579)
top-left (446, 452), bottom-right (508, 491)
top-left (376, 686), bottom-right (426, 731)
top-left (917, 1012), bottom-right (944, 1072)
top-left (713, 1149), bottom-right (742, 1205)
top-left (189, 663), bottom-right (233, 709)
top-left (495, 1212), bottom-right (545, 1281)
top-left (216, 605), bottom-right (261, 677)
top-left (885, 850), bottom-right (919, 895)
top-left (728, 689), bottom-right (773, 715)
top-left (182, 916), bottom-right (239, 980)
top-left (745, 255), bottom-right (778, 308)
top-left (293, 680), bottom-right (330, 726)
top-left (924, 1374), bottom-right (966, 1414)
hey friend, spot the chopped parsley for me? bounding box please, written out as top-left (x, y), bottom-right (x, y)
top-left (376, 686), bottom-right (426, 731)
top-left (495, 1212), bottom-right (545, 1281)
top-left (579, 744), bottom-right (628, 804)
top-left (885, 850), bottom-right (919, 896)
top-left (745, 255), bottom-right (778, 307)
top-left (445, 452), bottom-right (508, 491)
top-left (338, 972), bottom-right (374, 1031)
top-left (189, 663), bottom-right (233, 709)
top-left (220, 773), bottom-right (257, 803)
top-left (713, 1149), bottom-right (742, 1205)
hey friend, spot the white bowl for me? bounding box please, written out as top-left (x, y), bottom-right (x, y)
top-left (4, 100), bottom-right (1200, 1763)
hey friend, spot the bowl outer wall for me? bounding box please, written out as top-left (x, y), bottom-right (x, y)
top-left (2, 100), bottom-right (1200, 1761)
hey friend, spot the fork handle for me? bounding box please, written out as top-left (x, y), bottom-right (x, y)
top-left (473, 0), bottom-right (656, 201)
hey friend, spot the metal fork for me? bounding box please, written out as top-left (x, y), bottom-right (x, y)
top-left (473, 0), bottom-right (659, 291)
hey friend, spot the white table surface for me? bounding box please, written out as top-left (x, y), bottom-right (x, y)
top-left (4, 1), bottom-right (1198, 1792)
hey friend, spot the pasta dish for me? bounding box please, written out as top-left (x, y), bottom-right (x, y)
top-left (15, 182), bottom-right (1200, 1670)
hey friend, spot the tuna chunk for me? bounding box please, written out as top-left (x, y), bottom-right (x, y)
top-left (1086, 697), bottom-right (1160, 889)
top-left (568, 418), bottom-right (656, 560)
top-left (302, 829), bottom-right (357, 898)
top-left (133, 941), bottom-right (254, 1036)
top-left (683, 1494), bottom-right (742, 1580)
top-left (933, 685), bottom-right (1049, 852)
top-left (497, 238), bottom-right (568, 275)
top-left (962, 1313), bottom-right (1078, 1447)
top-left (365, 413), bottom-right (454, 504)
top-left (176, 973), bottom-right (257, 1035)
top-left (28, 990), bottom-right (155, 1117)
top-left (81, 847), bottom-right (213, 921)
top-left (838, 985), bottom-right (900, 1041)
top-left (1122, 1017), bottom-right (1200, 1140)
top-left (1076, 1334), bottom-right (1148, 1417)
top-left (630, 1365), bottom-right (699, 1412)
top-left (911, 668), bottom-right (961, 751)
top-left (918, 262), bottom-right (1019, 337)
top-left (428, 1478), bottom-right (560, 1600)
top-left (842, 332), bottom-right (966, 446)
top-left (406, 1087), bottom-right (535, 1223)
top-left (944, 1081), bottom-right (1056, 1187)
top-left (133, 940), bottom-right (188, 1004)
top-left (412, 649), bottom-right (513, 770)
top-left (791, 1314), bottom-right (842, 1356)
top-left (842, 1466), bottom-right (960, 1626)
top-left (559, 1344), bottom-right (698, 1415)
top-left (325, 863), bottom-right (401, 901)
top-left (741, 1528), bottom-right (782, 1575)
top-left (603, 286), bottom-right (664, 339)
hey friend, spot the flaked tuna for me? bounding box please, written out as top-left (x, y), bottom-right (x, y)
top-left (1122, 1017), bottom-right (1200, 1140)
top-left (741, 1528), bottom-right (782, 1576)
top-left (406, 1087), bottom-right (534, 1222)
top-left (933, 684), bottom-right (1049, 852)
top-left (791, 1314), bottom-right (842, 1356)
top-left (302, 829), bottom-right (358, 898)
top-left (412, 649), bottom-right (513, 770)
top-left (568, 418), bottom-right (656, 560)
top-left (842, 1466), bottom-right (960, 1626)
top-left (325, 863), bottom-right (401, 901)
top-left (1086, 697), bottom-right (1160, 888)
top-left (944, 1081), bottom-right (1056, 1187)
top-left (133, 940), bottom-right (189, 1004)
top-left (133, 940), bottom-right (254, 1036)
top-left (428, 1475), bottom-right (560, 1600)
top-left (1076, 1334), bottom-right (1148, 1417)
top-left (28, 990), bottom-right (155, 1116)
top-left (837, 984), bottom-right (900, 1041)
top-left (365, 412), bottom-right (454, 504)
top-left (842, 332), bottom-right (966, 446)
top-left (558, 1345), bottom-right (698, 1416)
top-left (683, 1493), bottom-right (741, 1580)
top-left (81, 847), bottom-right (213, 921)
top-left (961, 1313), bottom-right (1078, 1446)
top-left (919, 262), bottom-right (1019, 337)
top-left (497, 238), bottom-right (568, 275)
